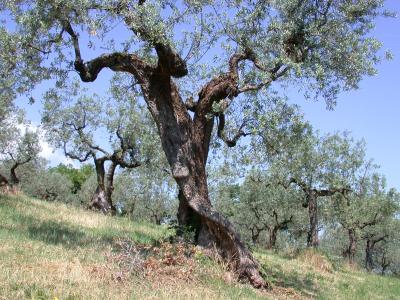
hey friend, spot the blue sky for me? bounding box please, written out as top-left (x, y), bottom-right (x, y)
top-left (287, 0), bottom-right (400, 190)
top-left (18, 0), bottom-right (400, 190)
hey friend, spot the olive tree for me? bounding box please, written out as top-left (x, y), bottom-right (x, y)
top-left (236, 172), bottom-right (305, 249)
top-left (331, 171), bottom-right (398, 265)
top-left (1, 0), bottom-right (388, 286)
top-left (42, 82), bottom-right (158, 214)
top-left (264, 132), bottom-right (365, 248)
top-left (374, 218), bottom-right (400, 275)
top-left (23, 167), bottom-right (75, 202)
top-left (0, 123), bottom-right (41, 190)
top-left (114, 164), bottom-right (177, 224)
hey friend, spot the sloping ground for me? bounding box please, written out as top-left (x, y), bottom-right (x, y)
top-left (0, 194), bottom-right (399, 300)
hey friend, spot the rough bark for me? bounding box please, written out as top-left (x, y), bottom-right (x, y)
top-left (141, 72), bottom-right (266, 288)
top-left (266, 228), bottom-right (278, 250)
top-left (307, 192), bottom-right (319, 248)
top-left (364, 235), bottom-right (386, 271)
top-left (344, 228), bottom-right (357, 264)
top-left (365, 239), bottom-right (374, 271)
top-left (88, 158), bottom-right (116, 214)
top-left (105, 160), bottom-right (117, 211)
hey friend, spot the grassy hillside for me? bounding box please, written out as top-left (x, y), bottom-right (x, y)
top-left (0, 194), bottom-right (399, 300)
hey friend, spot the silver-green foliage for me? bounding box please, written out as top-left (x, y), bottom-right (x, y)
top-left (0, 0), bottom-right (388, 113)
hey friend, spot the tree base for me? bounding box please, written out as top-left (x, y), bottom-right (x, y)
top-left (177, 191), bottom-right (268, 289)
top-left (88, 187), bottom-right (115, 215)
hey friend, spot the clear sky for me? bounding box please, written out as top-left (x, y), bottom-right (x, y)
top-left (287, 0), bottom-right (400, 190)
top-left (18, 0), bottom-right (400, 190)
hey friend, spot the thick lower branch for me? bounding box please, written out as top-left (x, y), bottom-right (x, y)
top-left (63, 20), bottom-right (153, 83)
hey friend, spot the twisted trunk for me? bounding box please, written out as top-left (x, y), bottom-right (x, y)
top-left (266, 227), bottom-right (278, 249)
top-left (141, 72), bottom-right (266, 288)
top-left (344, 228), bottom-right (357, 264)
top-left (365, 235), bottom-right (386, 271)
top-left (365, 239), bottom-right (374, 271)
top-left (307, 192), bottom-right (319, 248)
top-left (89, 158), bottom-right (116, 214)
top-left (10, 164), bottom-right (19, 185)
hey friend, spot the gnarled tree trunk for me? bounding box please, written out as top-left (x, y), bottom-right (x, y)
top-left (250, 226), bottom-right (263, 245)
top-left (266, 227), bottom-right (278, 250)
top-left (10, 165), bottom-right (19, 186)
top-left (364, 235), bottom-right (386, 272)
top-left (105, 160), bottom-right (117, 212)
top-left (7, 163), bottom-right (22, 193)
top-left (89, 158), bottom-right (116, 214)
top-left (307, 192), bottom-right (319, 248)
top-left (365, 239), bottom-right (374, 271)
top-left (344, 228), bottom-right (357, 264)
top-left (266, 212), bottom-right (293, 249)
top-left (140, 72), bottom-right (266, 288)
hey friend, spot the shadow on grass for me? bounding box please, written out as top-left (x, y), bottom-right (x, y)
top-left (2, 203), bottom-right (162, 250)
top-left (262, 263), bottom-right (319, 298)
top-left (27, 219), bottom-right (93, 248)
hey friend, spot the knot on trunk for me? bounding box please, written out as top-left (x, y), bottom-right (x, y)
top-left (155, 43), bottom-right (188, 78)
top-left (172, 163), bottom-right (190, 179)
top-left (74, 60), bottom-right (94, 82)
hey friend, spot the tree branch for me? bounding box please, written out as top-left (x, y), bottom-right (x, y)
top-left (287, 177), bottom-right (309, 193)
top-left (62, 140), bottom-right (92, 163)
top-left (315, 187), bottom-right (352, 197)
top-left (217, 114), bottom-right (250, 147)
top-left (184, 97), bottom-right (197, 112)
top-left (360, 213), bottom-right (380, 229)
top-left (238, 66), bottom-right (290, 93)
top-left (62, 20), bottom-right (152, 82)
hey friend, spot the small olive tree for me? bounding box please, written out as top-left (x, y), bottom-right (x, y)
top-left (0, 121), bottom-right (41, 191)
top-left (42, 80), bottom-right (159, 213)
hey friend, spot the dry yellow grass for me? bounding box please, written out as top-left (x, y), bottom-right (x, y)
top-left (296, 249), bottom-right (334, 274)
top-left (1, 193), bottom-right (399, 300)
top-left (0, 194), bottom-right (266, 300)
